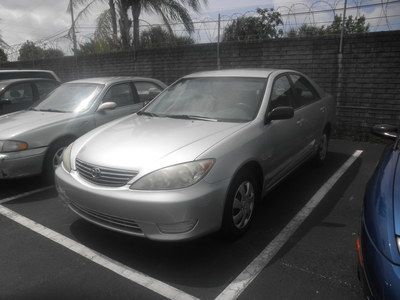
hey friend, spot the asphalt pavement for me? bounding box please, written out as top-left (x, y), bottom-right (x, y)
top-left (0, 139), bottom-right (385, 300)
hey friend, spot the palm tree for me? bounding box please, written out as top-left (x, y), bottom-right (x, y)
top-left (120, 0), bottom-right (208, 49)
top-left (67, 0), bottom-right (119, 42)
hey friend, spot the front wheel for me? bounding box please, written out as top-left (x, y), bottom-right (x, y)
top-left (42, 138), bottom-right (74, 182)
top-left (220, 170), bottom-right (259, 239)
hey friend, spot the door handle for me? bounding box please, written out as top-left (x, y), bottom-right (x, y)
top-left (320, 106), bottom-right (326, 113)
top-left (296, 119), bottom-right (303, 126)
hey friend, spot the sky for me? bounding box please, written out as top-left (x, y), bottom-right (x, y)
top-left (0, 0), bottom-right (399, 59)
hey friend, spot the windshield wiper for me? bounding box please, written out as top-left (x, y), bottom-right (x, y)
top-left (165, 114), bottom-right (218, 122)
top-left (137, 111), bottom-right (160, 117)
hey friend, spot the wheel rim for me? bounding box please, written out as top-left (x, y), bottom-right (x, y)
top-left (319, 134), bottom-right (328, 161)
top-left (52, 147), bottom-right (65, 170)
top-left (232, 181), bottom-right (255, 229)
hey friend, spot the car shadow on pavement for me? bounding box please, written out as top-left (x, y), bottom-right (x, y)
top-left (0, 176), bottom-right (47, 200)
top-left (68, 151), bottom-right (355, 296)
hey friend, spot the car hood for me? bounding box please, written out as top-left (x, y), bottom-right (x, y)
top-left (75, 115), bottom-right (245, 174)
top-left (0, 110), bottom-right (74, 139)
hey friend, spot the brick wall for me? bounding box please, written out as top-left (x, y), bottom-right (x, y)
top-left (1, 31), bottom-right (400, 140)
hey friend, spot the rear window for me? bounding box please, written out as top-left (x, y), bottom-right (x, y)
top-left (0, 71), bottom-right (56, 81)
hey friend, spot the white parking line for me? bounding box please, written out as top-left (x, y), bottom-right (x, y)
top-left (216, 150), bottom-right (363, 300)
top-left (0, 205), bottom-right (198, 300)
top-left (0, 186), bottom-right (53, 204)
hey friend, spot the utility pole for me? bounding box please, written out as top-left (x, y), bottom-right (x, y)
top-left (217, 13), bottom-right (221, 70)
top-left (69, 0), bottom-right (78, 55)
top-left (339, 0), bottom-right (347, 54)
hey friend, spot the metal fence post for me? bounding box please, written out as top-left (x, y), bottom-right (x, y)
top-left (217, 13), bottom-right (221, 70)
top-left (339, 0), bottom-right (348, 54)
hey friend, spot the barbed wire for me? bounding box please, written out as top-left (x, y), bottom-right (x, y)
top-left (2, 0), bottom-right (400, 61)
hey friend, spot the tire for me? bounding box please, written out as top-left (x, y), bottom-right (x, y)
top-left (42, 138), bottom-right (74, 182)
top-left (312, 131), bottom-right (329, 167)
top-left (220, 169), bottom-right (260, 239)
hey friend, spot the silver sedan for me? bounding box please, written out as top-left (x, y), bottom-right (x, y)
top-left (56, 69), bottom-right (336, 241)
top-left (0, 76), bottom-right (166, 180)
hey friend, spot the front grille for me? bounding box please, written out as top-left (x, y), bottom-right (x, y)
top-left (75, 159), bottom-right (137, 187)
top-left (70, 201), bottom-right (143, 234)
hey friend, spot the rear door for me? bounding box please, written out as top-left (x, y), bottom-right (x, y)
top-left (289, 74), bottom-right (325, 159)
top-left (95, 81), bottom-right (142, 126)
top-left (0, 82), bottom-right (35, 114)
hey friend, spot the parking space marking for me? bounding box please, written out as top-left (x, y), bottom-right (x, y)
top-left (0, 186), bottom-right (53, 204)
top-left (216, 150), bottom-right (363, 300)
top-left (0, 205), bottom-right (198, 300)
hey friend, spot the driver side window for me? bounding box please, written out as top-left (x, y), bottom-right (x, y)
top-left (1, 83), bottom-right (34, 104)
top-left (269, 76), bottom-right (293, 111)
top-left (102, 83), bottom-right (134, 108)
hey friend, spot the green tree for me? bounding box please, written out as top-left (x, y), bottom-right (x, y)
top-left (140, 26), bottom-right (194, 48)
top-left (0, 48), bottom-right (7, 63)
top-left (223, 8), bottom-right (283, 42)
top-left (78, 37), bottom-right (118, 55)
top-left (43, 48), bottom-right (65, 59)
top-left (120, 0), bottom-right (207, 49)
top-left (287, 24), bottom-right (327, 37)
top-left (326, 14), bottom-right (369, 34)
top-left (68, 0), bottom-right (119, 42)
top-left (18, 41), bottom-right (44, 61)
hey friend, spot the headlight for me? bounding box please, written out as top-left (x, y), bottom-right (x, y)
top-left (131, 159), bottom-right (215, 190)
top-left (62, 143), bottom-right (73, 172)
top-left (0, 140), bottom-right (28, 153)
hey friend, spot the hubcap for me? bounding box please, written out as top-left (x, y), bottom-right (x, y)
top-left (319, 134), bottom-right (328, 161)
top-left (53, 147), bottom-right (65, 170)
top-left (232, 181), bottom-right (255, 229)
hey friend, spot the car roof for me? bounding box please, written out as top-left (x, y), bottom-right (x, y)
top-left (68, 76), bottom-right (164, 85)
top-left (184, 69), bottom-right (280, 78)
top-left (0, 69), bottom-right (55, 74)
top-left (0, 78), bottom-right (56, 85)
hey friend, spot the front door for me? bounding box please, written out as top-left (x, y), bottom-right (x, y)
top-left (260, 75), bottom-right (304, 189)
top-left (0, 82), bottom-right (35, 115)
top-left (95, 82), bottom-right (142, 126)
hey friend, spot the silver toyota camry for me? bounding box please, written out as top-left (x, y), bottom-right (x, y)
top-left (0, 76), bottom-right (166, 180)
top-left (56, 69), bottom-right (336, 241)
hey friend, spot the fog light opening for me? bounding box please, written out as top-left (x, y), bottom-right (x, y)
top-left (157, 220), bottom-right (198, 234)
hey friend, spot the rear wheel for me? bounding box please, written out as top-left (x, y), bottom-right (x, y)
top-left (312, 131), bottom-right (329, 166)
top-left (42, 138), bottom-right (74, 182)
top-left (221, 169), bottom-right (259, 239)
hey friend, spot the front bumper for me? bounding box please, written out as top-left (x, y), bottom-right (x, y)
top-left (0, 147), bottom-right (47, 179)
top-left (55, 166), bottom-right (230, 241)
top-left (360, 221), bottom-right (400, 300)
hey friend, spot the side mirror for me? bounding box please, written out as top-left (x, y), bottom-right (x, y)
top-left (265, 106), bottom-right (294, 123)
top-left (372, 124), bottom-right (398, 139)
top-left (97, 101), bottom-right (117, 112)
top-left (148, 88), bottom-right (160, 100)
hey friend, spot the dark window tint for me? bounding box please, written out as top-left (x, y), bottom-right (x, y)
top-left (35, 80), bottom-right (59, 100)
top-left (269, 76), bottom-right (293, 110)
top-left (290, 75), bottom-right (320, 109)
top-left (0, 82), bottom-right (34, 103)
top-left (103, 83), bottom-right (134, 107)
top-left (134, 81), bottom-right (162, 102)
top-left (0, 72), bottom-right (55, 81)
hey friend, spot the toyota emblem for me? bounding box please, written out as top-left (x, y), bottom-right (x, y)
top-left (91, 168), bottom-right (102, 179)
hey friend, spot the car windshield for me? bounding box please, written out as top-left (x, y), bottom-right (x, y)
top-left (143, 77), bottom-right (267, 122)
top-left (33, 83), bottom-right (103, 113)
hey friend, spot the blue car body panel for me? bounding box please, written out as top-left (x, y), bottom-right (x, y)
top-left (361, 144), bottom-right (400, 299)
